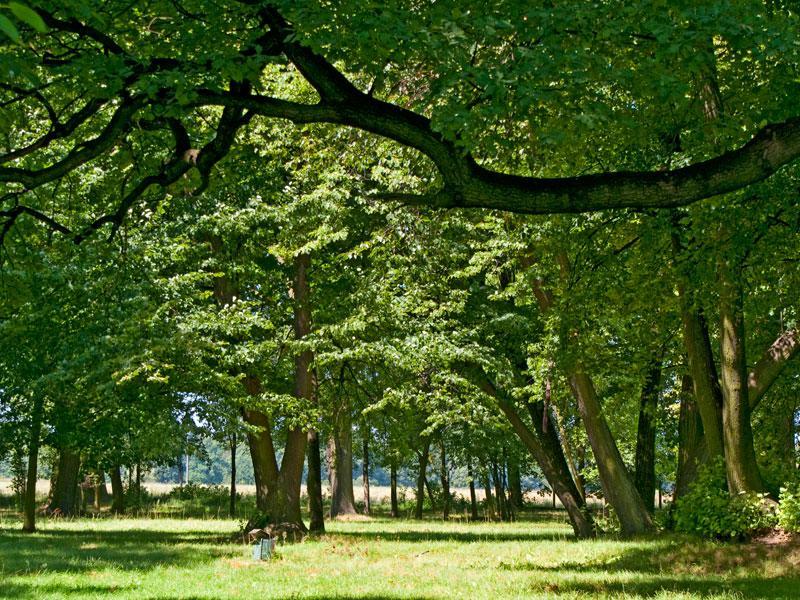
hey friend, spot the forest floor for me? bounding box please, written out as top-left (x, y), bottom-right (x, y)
top-left (0, 512), bottom-right (798, 599)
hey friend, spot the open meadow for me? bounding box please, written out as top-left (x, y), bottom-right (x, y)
top-left (1, 510), bottom-right (799, 600)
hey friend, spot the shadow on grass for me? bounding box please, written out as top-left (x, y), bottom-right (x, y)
top-left (0, 582), bottom-right (135, 599)
top-left (527, 575), bottom-right (800, 599)
top-left (0, 527), bottom-right (233, 576)
top-left (511, 537), bottom-right (800, 599)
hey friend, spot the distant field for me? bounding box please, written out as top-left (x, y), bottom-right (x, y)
top-left (0, 478), bottom-right (618, 510)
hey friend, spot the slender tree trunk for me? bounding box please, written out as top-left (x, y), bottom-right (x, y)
top-left (48, 449), bottom-right (82, 516)
top-left (135, 463), bottom-right (142, 506)
top-left (530, 273), bottom-right (647, 533)
top-left (470, 370), bottom-right (593, 537)
top-left (634, 358), bottom-right (663, 513)
top-left (229, 433), bottom-right (237, 518)
top-left (390, 459), bottom-right (399, 518)
top-left (467, 459), bottom-right (479, 520)
top-left (671, 228), bottom-right (726, 460)
top-left (414, 439), bottom-right (430, 519)
top-left (482, 466), bottom-right (496, 520)
top-left (552, 405), bottom-right (585, 500)
top-left (110, 465), bottom-right (125, 514)
top-left (307, 428), bottom-right (325, 532)
top-left (569, 372), bottom-right (654, 535)
top-left (306, 363), bottom-right (325, 533)
top-left (491, 460), bottom-right (509, 521)
top-left (439, 440), bottom-right (450, 519)
top-left (22, 396), bottom-right (44, 533)
top-left (362, 434), bottom-right (371, 516)
top-left (718, 255), bottom-right (765, 494)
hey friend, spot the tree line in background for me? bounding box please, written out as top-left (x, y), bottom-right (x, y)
top-left (0, 1), bottom-right (798, 541)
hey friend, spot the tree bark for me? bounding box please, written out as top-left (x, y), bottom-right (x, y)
top-left (674, 375), bottom-right (705, 502)
top-left (718, 254), bottom-right (765, 494)
top-left (110, 465), bottom-right (125, 514)
top-left (671, 228), bottom-right (726, 459)
top-left (634, 358), bottom-right (663, 512)
top-left (569, 372), bottom-right (654, 535)
top-left (48, 448), bottom-right (82, 516)
top-left (329, 394), bottom-right (357, 517)
top-left (414, 438), bottom-right (430, 519)
top-left (241, 403), bottom-right (278, 513)
top-left (22, 396), bottom-right (44, 533)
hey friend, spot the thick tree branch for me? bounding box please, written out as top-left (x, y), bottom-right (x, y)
top-left (208, 85), bottom-right (800, 214)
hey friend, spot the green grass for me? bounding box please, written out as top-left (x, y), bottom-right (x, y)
top-left (0, 512), bottom-right (798, 599)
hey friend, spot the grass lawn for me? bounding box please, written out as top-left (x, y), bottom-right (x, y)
top-left (0, 512), bottom-right (798, 599)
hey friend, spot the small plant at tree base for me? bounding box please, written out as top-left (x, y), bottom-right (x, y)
top-left (777, 482), bottom-right (800, 533)
top-left (674, 458), bottom-right (777, 540)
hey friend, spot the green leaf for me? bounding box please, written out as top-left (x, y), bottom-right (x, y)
top-left (8, 2), bottom-right (48, 33)
top-left (0, 13), bottom-right (19, 42)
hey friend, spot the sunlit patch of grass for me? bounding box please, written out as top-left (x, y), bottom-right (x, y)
top-left (0, 514), bottom-right (798, 598)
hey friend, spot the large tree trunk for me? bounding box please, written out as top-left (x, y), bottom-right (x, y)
top-left (569, 372), bottom-right (654, 535)
top-left (362, 434), bottom-right (371, 516)
top-left (241, 403), bottom-right (278, 513)
top-left (414, 439), bottom-right (430, 519)
top-left (674, 375), bottom-right (705, 502)
top-left (634, 358), bottom-right (663, 513)
top-left (260, 252), bottom-right (315, 530)
top-left (389, 459), bottom-right (399, 518)
top-left (48, 448), bottom-right (81, 516)
top-left (439, 440), bottom-right (450, 519)
top-left (718, 256), bottom-right (765, 494)
top-left (110, 465), bottom-right (125, 514)
top-left (329, 395), bottom-right (357, 517)
top-left (22, 396), bottom-right (44, 533)
top-left (264, 428), bottom-right (307, 528)
top-left (307, 428), bottom-right (325, 532)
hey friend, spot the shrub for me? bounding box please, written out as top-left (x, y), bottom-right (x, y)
top-left (673, 458), bottom-right (776, 540)
top-left (778, 481), bottom-right (800, 532)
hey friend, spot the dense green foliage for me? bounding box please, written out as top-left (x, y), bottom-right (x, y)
top-left (0, 0), bottom-right (798, 570)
